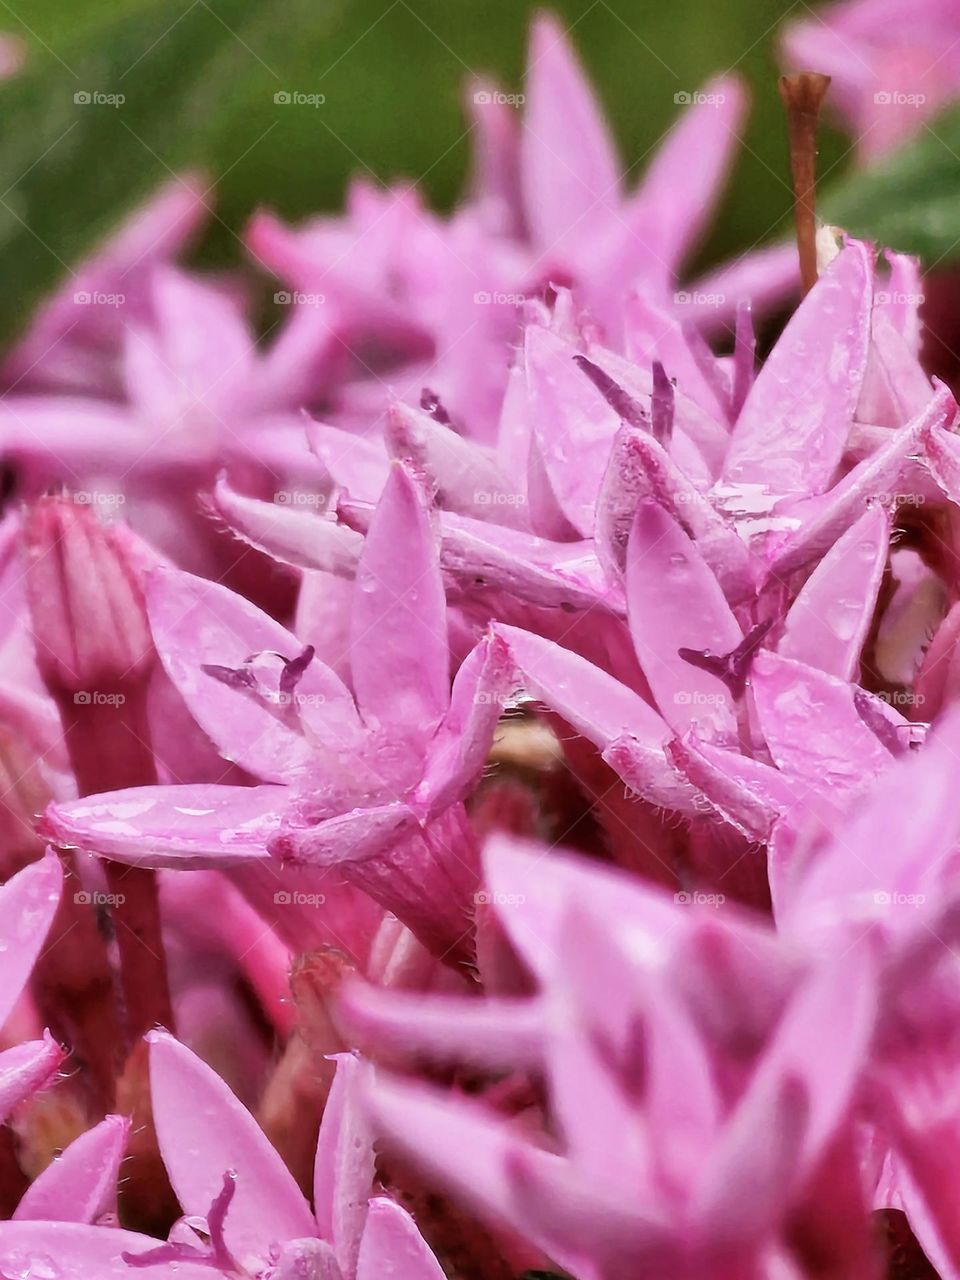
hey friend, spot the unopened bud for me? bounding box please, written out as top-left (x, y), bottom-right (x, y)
top-left (22, 497), bottom-right (153, 693)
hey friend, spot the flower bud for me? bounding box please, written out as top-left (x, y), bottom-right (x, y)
top-left (22, 496), bottom-right (153, 694)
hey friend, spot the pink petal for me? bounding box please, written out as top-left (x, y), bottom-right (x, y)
top-left (309, 421), bottom-right (391, 504)
top-left (313, 1055), bottom-right (375, 1276)
top-left (14, 1115), bottom-right (129, 1224)
top-left (415, 632), bottom-right (513, 819)
top-left (385, 402), bottom-right (525, 527)
top-left (521, 13), bottom-right (620, 257)
top-left (596, 424), bottom-right (756, 603)
top-left (721, 240), bottom-right (874, 499)
top-left (632, 76), bottom-right (748, 277)
top-left (770, 384), bottom-right (956, 578)
top-left (356, 1198), bottom-right (445, 1280)
top-left (777, 506), bottom-right (890, 680)
top-left (784, 706), bottom-right (960, 941)
top-left (44, 784), bottom-right (284, 868)
top-left (483, 835), bottom-right (680, 983)
top-left (339, 979), bottom-right (544, 1071)
top-left (626, 500), bottom-right (742, 737)
top-left (749, 652), bottom-right (892, 788)
top-left (624, 293), bottom-right (728, 420)
top-left (147, 567), bottom-right (363, 781)
top-left (0, 1221), bottom-right (227, 1279)
top-left (0, 851), bottom-right (62, 1028)
top-left (686, 243), bottom-right (799, 333)
top-left (212, 474), bottom-right (363, 577)
top-left (367, 1073), bottom-right (575, 1272)
top-left (524, 326), bottom-right (619, 536)
top-left (0, 1034), bottom-right (64, 1123)
top-left (149, 1030), bottom-right (314, 1273)
top-left (694, 947), bottom-right (876, 1246)
top-left (494, 622), bottom-right (668, 748)
top-left (351, 464), bottom-right (449, 740)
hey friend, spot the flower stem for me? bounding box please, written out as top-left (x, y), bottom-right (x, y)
top-left (778, 71), bottom-right (831, 296)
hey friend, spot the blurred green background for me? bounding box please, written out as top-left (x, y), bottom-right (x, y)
top-left (0, 0), bottom-right (848, 341)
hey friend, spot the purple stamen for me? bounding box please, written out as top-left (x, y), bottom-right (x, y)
top-left (679, 620), bottom-right (773, 699)
top-left (651, 361), bottom-right (675, 446)
top-left (573, 354), bottom-right (648, 430)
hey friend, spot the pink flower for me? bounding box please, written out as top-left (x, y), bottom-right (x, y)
top-left (0, 1035), bottom-right (443, 1279)
top-left (44, 464), bottom-right (509, 961)
top-left (781, 0), bottom-right (960, 161)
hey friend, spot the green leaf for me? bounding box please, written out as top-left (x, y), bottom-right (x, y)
top-left (823, 104), bottom-right (960, 265)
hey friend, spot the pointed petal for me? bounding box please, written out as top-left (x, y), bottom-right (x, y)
top-left (15, 1115), bottom-right (129, 1223)
top-left (633, 76), bottom-right (748, 275)
top-left (385, 403), bottom-right (525, 527)
top-left (524, 327), bottom-right (619, 536)
top-left (770, 384), bottom-right (956, 578)
top-left (482, 835), bottom-right (680, 983)
top-left (494, 623), bottom-right (669, 749)
top-left (596, 425), bottom-right (756, 603)
top-left (339, 980), bottom-right (544, 1071)
top-left (149, 1031), bottom-right (314, 1274)
top-left (778, 506), bottom-right (890, 680)
top-left (415, 632), bottom-right (513, 819)
top-left (722, 241), bottom-right (874, 499)
top-left (750, 652), bottom-right (892, 789)
top-left (147, 567), bottom-right (362, 781)
top-left (0, 851), bottom-right (62, 1028)
top-left (366, 1074), bottom-right (572, 1271)
top-left (0, 1221), bottom-right (227, 1279)
top-left (211, 475), bottom-right (363, 577)
top-left (521, 13), bottom-right (620, 255)
top-left (785, 706), bottom-right (960, 940)
top-left (44, 784), bottom-right (283, 869)
top-left (695, 948), bottom-right (875, 1246)
top-left (357, 1198), bottom-right (445, 1280)
top-left (624, 292), bottom-right (728, 420)
top-left (351, 464), bottom-right (449, 739)
top-left (626, 500), bottom-right (742, 737)
top-left (0, 1035), bottom-right (64, 1123)
top-left (313, 1055), bottom-right (375, 1275)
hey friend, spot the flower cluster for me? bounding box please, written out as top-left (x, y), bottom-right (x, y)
top-left (0, 7), bottom-right (960, 1280)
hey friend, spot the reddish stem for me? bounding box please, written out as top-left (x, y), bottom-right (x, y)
top-left (59, 681), bottom-right (174, 1046)
top-left (779, 71), bottom-right (831, 296)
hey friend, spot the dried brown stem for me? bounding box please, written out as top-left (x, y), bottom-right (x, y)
top-left (779, 71), bottom-right (831, 296)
